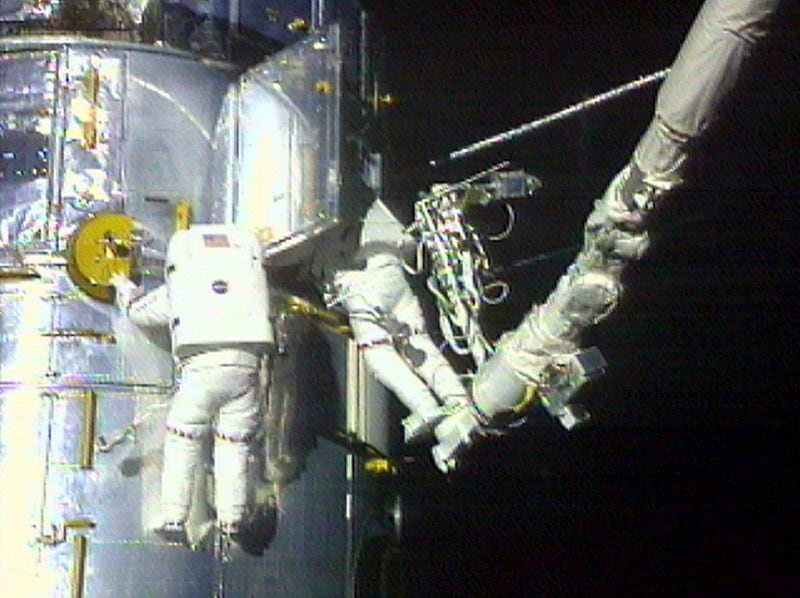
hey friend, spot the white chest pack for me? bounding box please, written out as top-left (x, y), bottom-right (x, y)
top-left (166, 225), bottom-right (273, 357)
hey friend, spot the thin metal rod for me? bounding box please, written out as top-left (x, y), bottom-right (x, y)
top-left (432, 68), bottom-right (670, 166)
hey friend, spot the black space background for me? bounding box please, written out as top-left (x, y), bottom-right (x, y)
top-left (358, 1), bottom-right (800, 595)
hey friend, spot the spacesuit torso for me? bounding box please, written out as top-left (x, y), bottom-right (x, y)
top-left (166, 225), bottom-right (273, 358)
top-left (124, 225), bottom-right (274, 360)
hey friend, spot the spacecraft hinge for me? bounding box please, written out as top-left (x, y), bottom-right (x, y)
top-left (281, 295), bottom-right (352, 336)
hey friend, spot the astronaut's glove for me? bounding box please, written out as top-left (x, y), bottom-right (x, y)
top-left (402, 404), bottom-right (447, 444)
top-left (430, 406), bottom-right (485, 473)
top-left (109, 274), bottom-right (141, 313)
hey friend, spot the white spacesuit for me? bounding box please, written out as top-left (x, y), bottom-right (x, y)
top-left (331, 199), bottom-right (470, 442)
top-left (431, 0), bottom-right (783, 471)
top-left (114, 225), bottom-right (273, 542)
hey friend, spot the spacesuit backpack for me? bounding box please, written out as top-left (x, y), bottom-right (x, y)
top-left (165, 225), bottom-right (273, 358)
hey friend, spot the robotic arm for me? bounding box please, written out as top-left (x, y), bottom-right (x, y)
top-left (432, 0), bottom-right (783, 472)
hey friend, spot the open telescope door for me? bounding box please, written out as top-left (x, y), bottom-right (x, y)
top-left (204, 25), bottom-right (342, 262)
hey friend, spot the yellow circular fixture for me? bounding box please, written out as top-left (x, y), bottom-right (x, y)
top-left (66, 213), bottom-right (137, 302)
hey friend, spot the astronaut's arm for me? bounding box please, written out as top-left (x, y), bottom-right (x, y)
top-left (432, 0), bottom-right (782, 472)
top-left (111, 275), bottom-right (171, 327)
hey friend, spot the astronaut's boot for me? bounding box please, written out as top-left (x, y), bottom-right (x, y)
top-left (402, 404), bottom-right (448, 444)
top-left (157, 429), bottom-right (204, 544)
top-left (214, 436), bottom-right (251, 538)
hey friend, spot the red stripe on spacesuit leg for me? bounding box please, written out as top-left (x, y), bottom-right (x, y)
top-left (165, 425), bottom-right (205, 440)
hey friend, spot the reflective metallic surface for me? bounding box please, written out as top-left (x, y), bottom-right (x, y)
top-left (0, 39), bottom-right (234, 257)
top-left (1, 4), bottom-right (393, 593)
top-left (0, 261), bottom-right (391, 597)
top-left (0, 256), bottom-right (178, 596)
top-left (207, 27), bottom-right (342, 257)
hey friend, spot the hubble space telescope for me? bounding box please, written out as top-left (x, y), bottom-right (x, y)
top-left (0, 0), bottom-right (784, 595)
top-left (0, 0), bottom-right (399, 596)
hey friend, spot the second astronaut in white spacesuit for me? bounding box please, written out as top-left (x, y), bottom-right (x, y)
top-left (113, 225), bottom-right (273, 543)
top-left (330, 199), bottom-right (471, 442)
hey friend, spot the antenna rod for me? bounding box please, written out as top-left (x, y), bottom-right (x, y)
top-left (430, 68), bottom-right (670, 167)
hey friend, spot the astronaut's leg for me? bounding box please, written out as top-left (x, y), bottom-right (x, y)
top-left (214, 367), bottom-right (260, 531)
top-left (391, 283), bottom-right (471, 439)
top-left (159, 365), bottom-right (218, 537)
top-left (351, 318), bottom-right (445, 442)
top-left (336, 265), bottom-right (446, 442)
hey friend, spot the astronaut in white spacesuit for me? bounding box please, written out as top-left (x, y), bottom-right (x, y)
top-left (330, 199), bottom-right (471, 443)
top-left (113, 225), bottom-right (273, 543)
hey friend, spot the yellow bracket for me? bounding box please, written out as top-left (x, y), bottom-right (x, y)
top-left (282, 295), bottom-right (352, 336)
top-left (489, 386), bottom-right (543, 429)
top-left (66, 213), bottom-right (137, 302)
top-left (71, 534), bottom-right (88, 598)
top-left (38, 519), bottom-right (96, 547)
top-left (175, 200), bottom-right (192, 231)
top-left (41, 330), bottom-right (116, 344)
top-left (38, 519), bottom-right (95, 598)
top-left (513, 385), bottom-right (543, 417)
top-left (364, 458), bottom-right (398, 477)
top-left (81, 69), bottom-right (100, 150)
top-left (287, 17), bottom-right (310, 32)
